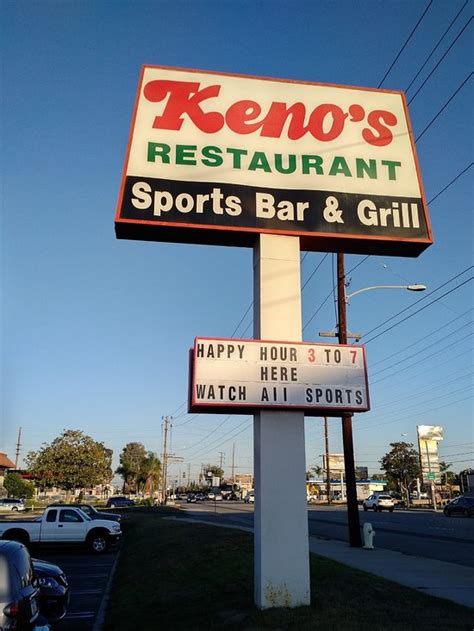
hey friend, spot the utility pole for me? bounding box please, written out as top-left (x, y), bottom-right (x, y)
top-left (324, 418), bottom-right (331, 505)
top-left (15, 427), bottom-right (22, 469)
top-left (337, 252), bottom-right (362, 547)
top-left (218, 451), bottom-right (225, 476)
top-left (187, 463), bottom-right (191, 487)
top-left (231, 442), bottom-right (235, 485)
top-left (161, 416), bottom-right (171, 504)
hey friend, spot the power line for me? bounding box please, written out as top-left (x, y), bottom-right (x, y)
top-left (360, 266), bottom-right (473, 342)
top-left (230, 302), bottom-right (253, 338)
top-left (415, 72), bottom-right (473, 142)
top-left (356, 395), bottom-right (472, 432)
top-left (369, 321), bottom-right (473, 378)
top-left (408, 16), bottom-right (473, 105)
top-left (303, 255), bottom-right (370, 333)
top-left (405, 0), bottom-right (469, 93)
top-left (370, 309), bottom-right (473, 367)
top-left (302, 253), bottom-right (329, 290)
top-left (378, 0), bottom-right (434, 88)
top-left (363, 277), bottom-right (473, 345)
top-left (427, 162), bottom-right (473, 205)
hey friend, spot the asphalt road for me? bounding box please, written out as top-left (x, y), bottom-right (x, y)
top-left (179, 501), bottom-right (474, 568)
top-left (32, 544), bottom-right (119, 630)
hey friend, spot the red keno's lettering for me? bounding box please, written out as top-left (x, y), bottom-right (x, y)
top-left (143, 79), bottom-right (398, 146)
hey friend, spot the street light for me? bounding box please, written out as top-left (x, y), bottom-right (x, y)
top-left (345, 284), bottom-right (426, 302)
top-left (333, 254), bottom-right (426, 547)
top-left (318, 285), bottom-right (426, 339)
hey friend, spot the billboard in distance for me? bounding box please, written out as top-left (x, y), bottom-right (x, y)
top-left (323, 454), bottom-right (345, 474)
top-left (116, 66), bottom-right (432, 256)
top-left (417, 425), bottom-right (444, 483)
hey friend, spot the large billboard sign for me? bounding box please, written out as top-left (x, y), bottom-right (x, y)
top-left (188, 337), bottom-right (369, 416)
top-left (115, 66), bottom-right (432, 256)
top-left (417, 425), bottom-right (444, 483)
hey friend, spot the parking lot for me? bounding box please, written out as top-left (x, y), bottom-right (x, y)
top-left (33, 544), bottom-right (119, 630)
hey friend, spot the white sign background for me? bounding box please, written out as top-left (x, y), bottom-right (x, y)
top-left (128, 67), bottom-right (422, 197)
top-left (189, 338), bottom-right (370, 415)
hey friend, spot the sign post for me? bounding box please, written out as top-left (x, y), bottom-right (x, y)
top-left (115, 65), bottom-right (432, 610)
top-left (253, 234), bottom-right (309, 608)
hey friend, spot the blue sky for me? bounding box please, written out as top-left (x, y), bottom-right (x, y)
top-left (1, 0), bottom-right (472, 485)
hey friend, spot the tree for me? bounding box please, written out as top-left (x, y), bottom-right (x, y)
top-left (4, 473), bottom-right (35, 499)
top-left (380, 442), bottom-right (420, 504)
top-left (136, 451), bottom-right (161, 494)
top-left (306, 465), bottom-right (323, 480)
top-left (202, 464), bottom-right (224, 483)
top-left (26, 430), bottom-right (113, 495)
top-left (116, 442), bottom-right (147, 493)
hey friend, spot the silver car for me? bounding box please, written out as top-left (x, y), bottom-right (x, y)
top-left (0, 498), bottom-right (26, 512)
top-left (363, 493), bottom-right (395, 512)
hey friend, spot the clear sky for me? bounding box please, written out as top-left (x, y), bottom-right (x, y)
top-left (1, 0), bottom-right (472, 486)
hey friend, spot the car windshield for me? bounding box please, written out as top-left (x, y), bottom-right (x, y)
top-left (76, 508), bottom-right (92, 521)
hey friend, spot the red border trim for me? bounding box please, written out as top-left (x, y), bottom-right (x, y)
top-left (188, 337), bottom-right (370, 415)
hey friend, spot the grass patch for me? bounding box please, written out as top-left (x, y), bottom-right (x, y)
top-left (104, 509), bottom-right (473, 630)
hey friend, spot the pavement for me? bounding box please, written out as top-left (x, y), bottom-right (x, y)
top-left (308, 534), bottom-right (474, 609)
top-left (173, 516), bottom-right (474, 610)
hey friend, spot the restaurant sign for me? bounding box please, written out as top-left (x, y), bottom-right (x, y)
top-left (115, 66), bottom-right (432, 256)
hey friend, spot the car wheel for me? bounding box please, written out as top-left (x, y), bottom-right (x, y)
top-left (463, 509), bottom-right (470, 518)
top-left (363, 506), bottom-right (367, 511)
top-left (88, 532), bottom-right (109, 554)
top-left (11, 506), bottom-right (18, 512)
top-left (444, 510), bottom-right (451, 517)
top-left (389, 508), bottom-right (394, 513)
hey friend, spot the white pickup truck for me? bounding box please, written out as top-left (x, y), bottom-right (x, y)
top-left (0, 506), bottom-right (121, 554)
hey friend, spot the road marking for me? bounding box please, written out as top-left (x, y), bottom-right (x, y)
top-left (64, 612), bottom-right (96, 619)
top-left (71, 589), bottom-right (103, 595)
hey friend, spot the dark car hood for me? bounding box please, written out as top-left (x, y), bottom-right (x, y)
top-left (93, 511), bottom-right (121, 521)
top-left (32, 558), bottom-right (63, 578)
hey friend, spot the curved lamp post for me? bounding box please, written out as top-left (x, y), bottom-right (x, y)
top-left (334, 253), bottom-right (426, 547)
top-left (345, 284), bottom-right (426, 302)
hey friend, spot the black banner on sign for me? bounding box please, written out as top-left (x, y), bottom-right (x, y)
top-left (116, 176), bottom-right (431, 256)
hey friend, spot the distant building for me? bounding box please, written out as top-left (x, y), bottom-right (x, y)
top-left (0, 453), bottom-right (16, 489)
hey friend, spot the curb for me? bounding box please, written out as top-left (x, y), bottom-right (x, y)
top-left (91, 544), bottom-right (122, 631)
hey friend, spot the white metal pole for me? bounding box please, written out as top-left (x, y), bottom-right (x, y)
top-left (253, 234), bottom-right (310, 609)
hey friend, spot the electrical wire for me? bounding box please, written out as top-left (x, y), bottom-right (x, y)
top-left (369, 321), bottom-right (473, 378)
top-left (363, 277), bottom-right (473, 345)
top-left (408, 16), bottom-right (473, 105)
top-left (359, 266), bottom-right (473, 342)
top-left (404, 0), bottom-right (469, 93)
top-left (427, 162), bottom-right (473, 205)
top-left (369, 309), bottom-right (473, 367)
top-left (415, 72), bottom-right (473, 142)
top-left (378, 0), bottom-right (434, 88)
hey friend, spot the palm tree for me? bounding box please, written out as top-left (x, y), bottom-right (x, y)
top-left (138, 452), bottom-right (161, 496)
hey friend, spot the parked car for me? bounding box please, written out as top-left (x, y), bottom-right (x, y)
top-left (0, 498), bottom-right (26, 512)
top-left (226, 492), bottom-right (241, 501)
top-left (363, 493), bottom-right (394, 512)
top-left (186, 494), bottom-right (197, 503)
top-left (0, 506), bottom-right (121, 554)
top-left (33, 557), bottom-right (69, 623)
top-left (443, 496), bottom-right (474, 517)
top-left (214, 493), bottom-right (223, 501)
top-left (244, 491), bottom-right (255, 504)
top-left (0, 540), bottom-right (42, 630)
top-left (195, 493), bottom-right (205, 501)
top-left (106, 496), bottom-right (135, 508)
top-left (48, 503), bottom-right (121, 522)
